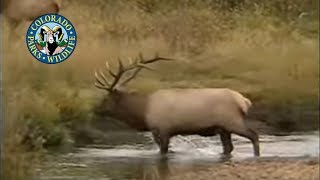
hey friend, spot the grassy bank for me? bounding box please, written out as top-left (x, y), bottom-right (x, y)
top-left (1, 0), bottom-right (319, 179)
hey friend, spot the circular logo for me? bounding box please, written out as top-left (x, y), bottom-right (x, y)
top-left (26, 14), bottom-right (77, 64)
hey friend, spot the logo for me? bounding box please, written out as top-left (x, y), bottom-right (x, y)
top-left (26, 14), bottom-right (77, 64)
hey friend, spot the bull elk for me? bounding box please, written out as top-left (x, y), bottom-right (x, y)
top-left (94, 54), bottom-right (260, 157)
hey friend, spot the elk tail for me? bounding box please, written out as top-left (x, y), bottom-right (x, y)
top-left (229, 90), bottom-right (252, 117)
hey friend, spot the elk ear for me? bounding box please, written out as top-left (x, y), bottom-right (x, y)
top-left (115, 86), bottom-right (128, 92)
top-left (112, 88), bottom-right (120, 94)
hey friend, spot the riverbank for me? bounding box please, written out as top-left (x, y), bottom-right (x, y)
top-left (168, 157), bottom-right (319, 180)
top-left (36, 154), bottom-right (319, 180)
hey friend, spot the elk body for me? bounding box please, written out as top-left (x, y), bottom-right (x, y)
top-left (2, 0), bottom-right (62, 21)
top-left (2, 0), bottom-right (63, 37)
top-left (95, 54), bottom-right (260, 157)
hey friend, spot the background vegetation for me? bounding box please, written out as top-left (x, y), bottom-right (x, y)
top-left (1, 0), bottom-right (319, 179)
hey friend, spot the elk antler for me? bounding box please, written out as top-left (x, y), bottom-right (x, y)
top-left (94, 53), bottom-right (173, 92)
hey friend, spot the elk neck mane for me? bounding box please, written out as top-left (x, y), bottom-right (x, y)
top-left (110, 90), bottom-right (149, 131)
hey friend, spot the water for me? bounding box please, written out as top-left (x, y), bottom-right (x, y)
top-left (36, 131), bottom-right (319, 180)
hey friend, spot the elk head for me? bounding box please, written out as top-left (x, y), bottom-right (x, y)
top-left (94, 53), bottom-right (173, 130)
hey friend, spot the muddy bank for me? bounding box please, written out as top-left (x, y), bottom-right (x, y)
top-left (167, 157), bottom-right (319, 180)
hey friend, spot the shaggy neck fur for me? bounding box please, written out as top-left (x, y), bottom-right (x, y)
top-left (110, 91), bottom-right (149, 131)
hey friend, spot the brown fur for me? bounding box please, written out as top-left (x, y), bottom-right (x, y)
top-left (2, 0), bottom-right (62, 38)
top-left (104, 90), bottom-right (149, 131)
top-left (3, 0), bottom-right (62, 21)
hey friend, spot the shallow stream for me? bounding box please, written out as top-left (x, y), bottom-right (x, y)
top-left (36, 131), bottom-right (319, 180)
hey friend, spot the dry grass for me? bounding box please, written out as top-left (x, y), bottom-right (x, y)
top-left (1, 0), bottom-right (319, 179)
top-left (4, 0), bottom-right (318, 94)
top-left (1, 98), bottom-right (40, 180)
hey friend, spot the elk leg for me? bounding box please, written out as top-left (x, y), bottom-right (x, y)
top-left (232, 127), bottom-right (260, 156)
top-left (159, 134), bottom-right (170, 155)
top-left (152, 129), bottom-right (170, 154)
top-left (248, 128), bottom-right (260, 157)
top-left (219, 130), bottom-right (234, 155)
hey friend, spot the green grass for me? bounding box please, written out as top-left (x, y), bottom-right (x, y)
top-left (1, 0), bottom-right (319, 179)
